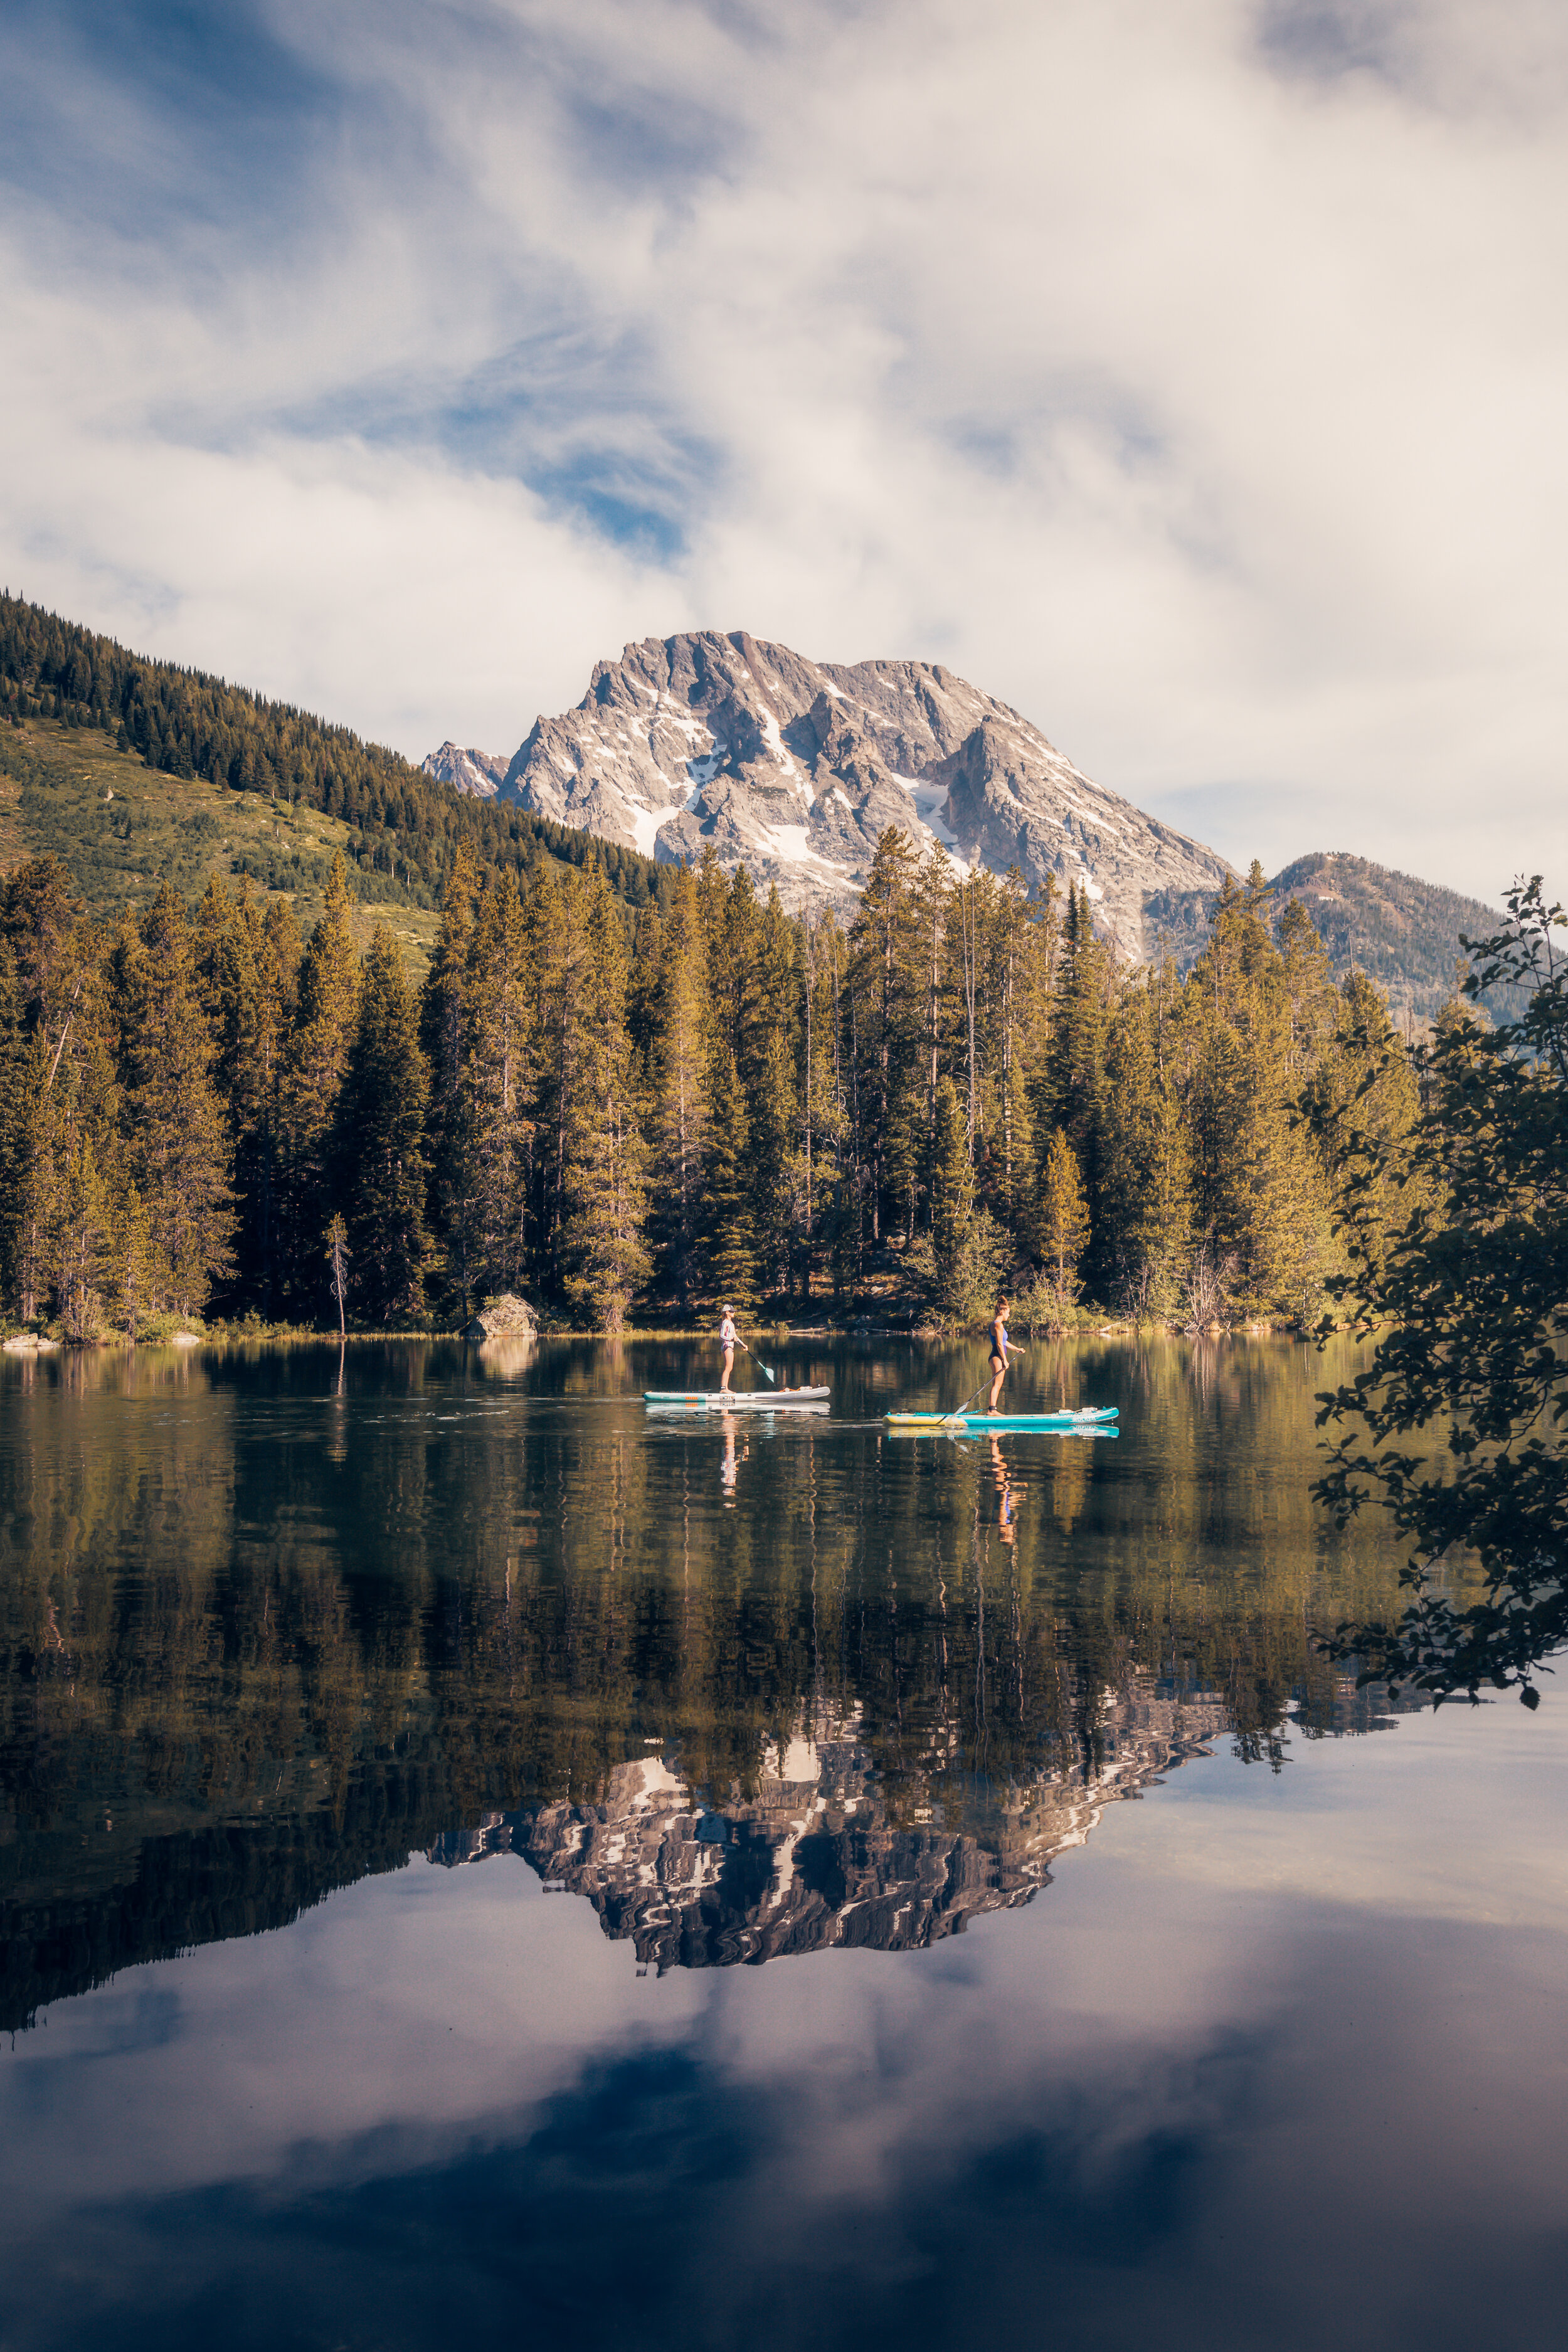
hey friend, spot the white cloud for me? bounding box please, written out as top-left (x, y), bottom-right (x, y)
top-left (1, 0), bottom-right (1565, 898)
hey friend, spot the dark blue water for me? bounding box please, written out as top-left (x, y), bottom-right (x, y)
top-left (1, 1337), bottom-right (1564, 2351)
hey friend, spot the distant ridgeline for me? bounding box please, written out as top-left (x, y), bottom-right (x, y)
top-left (1145, 851), bottom-right (1527, 1025)
top-left (0, 592), bottom-right (674, 919)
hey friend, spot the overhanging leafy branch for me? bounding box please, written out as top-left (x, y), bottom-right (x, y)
top-left (1315, 877), bottom-right (1567, 1704)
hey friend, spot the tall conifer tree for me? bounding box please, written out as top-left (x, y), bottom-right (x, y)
top-left (0, 938), bottom-right (28, 1315)
top-left (648, 867), bottom-right (711, 1304)
top-left (1097, 978), bottom-right (1194, 1313)
top-left (278, 854), bottom-right (358, 1311)
top-left (336, 927), bottom-right (428, 1323)
top-left (420, 844), bottom-right (480, 1308)
top-left (846, 828), bottom-right (921, 1242)
top-left (55, 1135), bottom-right (114, 1341)
top-left (461, 871), bottom-right (532, 1303)
top-left (1038, 1126), bottom-right (1091, 1297)
top-left (928, 1074), bottom-right (977, 1311)
top-left (113, 883), bottom-right (233, 1318)
top-left (703, 1047), bottom-right (757, 1307)
top-left (560, 866), bottom-right (650, 1329)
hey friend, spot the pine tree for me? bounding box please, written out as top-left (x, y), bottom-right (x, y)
top-left (982, 869), bottom-right (1042, 1234)
top-left (846, 827), bottom-right (921, 1243)
top-left (560, 866), bottom-right (650, 1329)
top-left (277, 853), bottom-right (358, 1311)
top-left (55, 1135), bottom-right (114, 1341)
top-left (739, 886), bottom-right (802, 1298)
top-left (647, 866), bottom-right (711, 1304)
top-left (529, 863), bottom-right (595, 1290)
top-left (1276, 895), bottom-right (1339, 1064)
top-left (625, 900), bottom-right (664, 1072)
top-left (460, 871), bottom-right (532, 1305)
top-left (1305, 967), bottom-right (1421, 1292)
top-left (1042, 882), bottom-right (1110, 1150)
top-left (795, 909), bottom-right (846, 1305)
top-left (748, 1029), bottom-right (797, 1299)
top-left (1183, 872), bottom-right (1335, 1320)
top-left (1098, 978), bottom-right (1194, 1315)
top-left (113, 883), bottom-right (233, 1320)
top-left (111, 1182), bottom-right (157, 1341)
top-left (1038, 1126), bottom-right (1090, 1293)
top-left (0, 938), bottom-right (29, 1316)
top-left (1, 859), bottom-right (120, 1323)
top-left (420, 842), bottom-right (479, 1312)
top-left (928, 1074), bottom-right (975, 1306)
top-left (702, 1047), bottom-right (757, 1308)
top-left (336, 927), bottom-right (428, 1323)
top-left (192, 876), bottom-right (287, 1310)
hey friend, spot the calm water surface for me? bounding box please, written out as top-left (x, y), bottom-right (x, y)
top-left (1, 1336), bottom-right (1565, 2351)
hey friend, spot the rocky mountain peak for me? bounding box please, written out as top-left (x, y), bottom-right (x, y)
top-left (485, 629), bottom-right (1231, 958)
top-left (419, 740), bottom-right (507, 799)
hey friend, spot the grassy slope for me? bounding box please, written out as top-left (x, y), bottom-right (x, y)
top-left (1, 715), bottom-right (442, 968)
top-left (0, 593), bottom-right (678, 961)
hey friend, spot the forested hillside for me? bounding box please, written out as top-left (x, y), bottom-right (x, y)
top-left (1269, 852), bottom-right (1527, 1021)
top-left (0, 824), bottom-right (1438, 1337)
top-left (0, 593), bottom-right (674, 923)
top-left (1146, 850), bottom-right (1523, 1024)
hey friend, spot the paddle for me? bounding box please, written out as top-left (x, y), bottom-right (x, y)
top-left (736, 1335), bottom-right (778, 1385)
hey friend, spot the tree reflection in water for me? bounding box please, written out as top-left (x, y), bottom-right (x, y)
top-left (1, 1333), bottom-right (1428, 2030)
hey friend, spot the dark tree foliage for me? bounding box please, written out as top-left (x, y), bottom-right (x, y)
top-left (335, 928), bottom-right (428, 1323)
top-left (1316, 878), bottom-right (1568, 1704)
top-left (0, 822), bottom-right (1433, 1335)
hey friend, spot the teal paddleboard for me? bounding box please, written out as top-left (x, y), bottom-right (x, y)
top-left (886, 1407), bottom-right (1119, 1433)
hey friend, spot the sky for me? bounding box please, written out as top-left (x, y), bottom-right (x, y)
top-left (3, 0), bottom-right (1565, 898)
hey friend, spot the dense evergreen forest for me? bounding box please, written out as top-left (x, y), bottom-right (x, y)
top-left (0, 592), bottom-right (674, 917)
top-left (0, 800), bottom-right (1431, 1333)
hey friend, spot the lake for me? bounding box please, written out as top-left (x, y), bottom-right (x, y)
top-left (2, 1335), bottom-right (1565, 2351)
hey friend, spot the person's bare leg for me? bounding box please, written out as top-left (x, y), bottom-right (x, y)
top-left (988, 1361), bottom-right (1004, 1412)
top-left (721, 1345), bottom-right (734, 1396)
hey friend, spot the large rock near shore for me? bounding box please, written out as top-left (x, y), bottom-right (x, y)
top-left (464, 1293), bottom-right (538, 1341)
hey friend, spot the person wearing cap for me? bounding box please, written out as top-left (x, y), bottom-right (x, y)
top-left (719, 1304), bottom-right (738, 1395)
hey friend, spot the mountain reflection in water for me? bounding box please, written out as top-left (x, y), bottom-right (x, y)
top-left (430, 1693), bottom-right (1242, 1969)
top-left (1, 1335), bottom-right (1432, 2028)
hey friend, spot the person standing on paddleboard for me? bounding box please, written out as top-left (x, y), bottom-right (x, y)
top-left (719, 1305), bottom-right (738, 1396)
top-left (987, 1296), bottom-right (1023, 1413)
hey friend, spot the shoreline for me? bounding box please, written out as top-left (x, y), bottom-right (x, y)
top-left (3, 1314), bottom-right (1310, 1354)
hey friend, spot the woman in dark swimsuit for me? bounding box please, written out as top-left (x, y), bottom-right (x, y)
top-left (987, 1297), bottom-right (1020, 1413)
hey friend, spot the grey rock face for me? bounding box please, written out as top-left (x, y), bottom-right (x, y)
top-left (426, 1680), bottom-right (1230, 1971)
top-left (420, 741), bottom-right (507, 799)
top-left (497, 630), bottom-right (1232, 958)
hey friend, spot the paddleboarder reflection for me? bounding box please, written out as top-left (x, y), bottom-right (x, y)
top-left (989, 1437), bottom-right (1024, 1545)
top-left (719, 1413), bottom-right (748, 1503)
